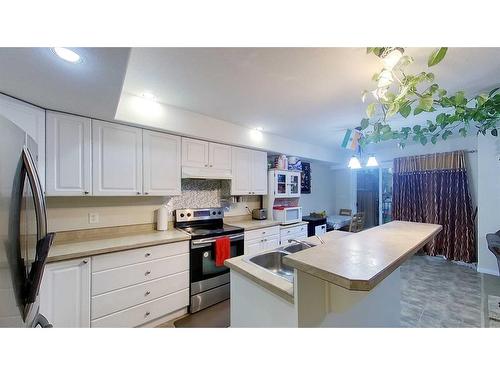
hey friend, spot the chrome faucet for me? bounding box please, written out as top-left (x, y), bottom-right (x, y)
top-left (314, 234), bottom-right (326, 244)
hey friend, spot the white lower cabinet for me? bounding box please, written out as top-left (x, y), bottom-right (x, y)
top-left (39, 241), bottom-right (190, 328)
top-left (39, 257), bottom-right (91, 328)
top-left (244, 226), bottom-right (280, 256)
top-left (90, 241), bottom-right (190, 327)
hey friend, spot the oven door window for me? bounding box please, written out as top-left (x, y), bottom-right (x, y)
top-left (190, 239), bottom-right (243, 283)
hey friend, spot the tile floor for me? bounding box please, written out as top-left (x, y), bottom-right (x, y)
top-left (164, 255), bottom-right (496, 328)
top-left (400, 255), bottom-right (482, 328)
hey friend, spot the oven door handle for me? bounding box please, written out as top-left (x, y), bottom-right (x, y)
top-left (191, 233), bottom-right (244, 248)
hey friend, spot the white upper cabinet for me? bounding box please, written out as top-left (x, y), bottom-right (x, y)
top-left (231, 147), bottom-right (267, 195)
top-left (209, 142), bottom-right (232, 170)
top-left (251, 150), bottom-right (268, 195)
top-left (231, 147), bottom-right (252, 195)
top-left (270, 170), bottom-right (301, 198)
top-left (143, 130), bottom-right (181, 196)
top-left (182, 138), bottom-right (209, 168)
top-left (45, 112), bottom-right (91, 196)
top-left (0, 93), bottom-right (45, 188)
top-left (92, 120), bottom-right (143, 196)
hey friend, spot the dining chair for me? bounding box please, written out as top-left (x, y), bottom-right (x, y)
top-left (349, 212), bottom-right (365, 233)
top-left (339, 208), bottom-right (352, 216)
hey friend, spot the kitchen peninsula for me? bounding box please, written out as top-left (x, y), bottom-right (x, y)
top-left (225, 221), bottom-right (442, 327)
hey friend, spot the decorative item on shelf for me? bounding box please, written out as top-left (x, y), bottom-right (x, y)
top-left (309, 211), bottom-right (326, 218)
top-left (277, 154), bottom-right (288, 170)
top-left (301, 162), bottom-right (311, 194)
top-left (287, 156), bottom-right (302, 171)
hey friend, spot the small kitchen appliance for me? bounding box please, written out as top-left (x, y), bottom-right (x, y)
top-left (252, 208), bottom-right (267, 220)
top-left (273, 206), bottom-right (302, 225)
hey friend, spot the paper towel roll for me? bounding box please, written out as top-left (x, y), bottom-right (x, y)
top-left (156, 204), bottom-right (169, 231)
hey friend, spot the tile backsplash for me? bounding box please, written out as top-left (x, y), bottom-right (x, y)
top-left (47, 179), bottom-right (261, 232)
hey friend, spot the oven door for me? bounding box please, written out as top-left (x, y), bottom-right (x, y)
top-left (190, 233), bottom-right (244, 290)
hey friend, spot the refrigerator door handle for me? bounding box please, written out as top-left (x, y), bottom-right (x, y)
top-left (21, 146), bottom-right (47, 241)
top-left (32, 313), bottom-right (53, 328)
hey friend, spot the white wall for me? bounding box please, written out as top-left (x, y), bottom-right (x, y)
top-left (477, 135), bottom-right (500, 275)
top-left (331, 168), bottom-right (356, 215)
top-left (115, 92), bottom-right (339, 163)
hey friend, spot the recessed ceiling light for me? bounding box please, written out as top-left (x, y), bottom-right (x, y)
top-left (141, 92), bottom-right (157, 101)
top-left (52, 47), bottom-right (82, 63)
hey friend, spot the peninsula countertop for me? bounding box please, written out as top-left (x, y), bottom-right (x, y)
top-left (283, 221), bottom-right (442, 291)
top-left (224, 230), bottom-right (352, 302)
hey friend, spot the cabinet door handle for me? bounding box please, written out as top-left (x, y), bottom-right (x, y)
top-left (83, 191), bottom-right (89, 195)
top-left (204, 164), bottom-right (208, 167)
top-left (145, 291), bottom-right (151, 296)
top-left (82, 260), bottom-right (88, 264)
top-left (145, 252), bottom-right (151, 257)
top-left (210, 164), bottom-right (213, 167)
top-left (145, 311), bottom-right (150, 317)
top-left (137, 192), bottom-right (141, 195)
top-left (145, 192), bottom-right (149, 195)
top-left (145, 271), bottom-right (151, 276)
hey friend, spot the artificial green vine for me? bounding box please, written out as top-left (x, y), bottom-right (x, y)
top-left (358, 47), bottom-right (500, 148)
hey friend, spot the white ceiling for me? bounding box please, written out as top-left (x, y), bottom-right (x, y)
top-left (122, 47), bottom-right (500, 147)
top-left (0, 47), bottom-right (499, 150)
top-left (0, 48), bottom-right (130, 119)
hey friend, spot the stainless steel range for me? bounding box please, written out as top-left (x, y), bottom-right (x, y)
top-left (175, 208), bottom-right (244, 313)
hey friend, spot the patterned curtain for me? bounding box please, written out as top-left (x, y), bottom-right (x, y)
top-left (392, 150), bottom-right (476, 262)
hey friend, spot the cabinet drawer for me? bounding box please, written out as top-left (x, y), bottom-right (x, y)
top-left (92, 241), bottom-right (189, 272)
top-left (91, 271), bottom-right (189, 319)
top-left (280, 225), bottom-right (307, 237)
top-left (91, 288), bottom-right (189, 328)
top-left (92, 254), bottom-right (189, 296)
top-left (244, 226), bottom-right (279, 241)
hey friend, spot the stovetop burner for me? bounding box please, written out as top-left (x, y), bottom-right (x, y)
top-left (174, 208), bottom-right (244, 239)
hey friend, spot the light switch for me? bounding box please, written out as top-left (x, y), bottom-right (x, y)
top-left (88, 213), bottom-right (99, 224)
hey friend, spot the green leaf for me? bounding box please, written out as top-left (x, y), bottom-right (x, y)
top-left (428, 47), bottom-right (448, 67)
top-left (420, 135), bottom-right (428, 145)
top-left (436, 113), bottom-right (446, 125)
top-left (418, 95), bottom-right (434, 111)
top-left (455, 91), bottom-right (466, 106)
top-left (488, 87), bottom-right (499, 97)
top-left (459, 128), bottom-right (467, 137)
top-left (399, 105), bottom-right (411, 118)
top-left (492, 128), bottom-right (498, 137)
top-left (431, 135), bottom-right (438, 144)
top-left (426, 73), bottom-right (435, 82)
top-left (414, 107), bottom-right (424, 115)
top-left (413, 125), bottom-right (421, 132)
top-left (442, 130), bottom-right (452, 140)
top-left (438, 88), bottom-right (447, 98)
top-left (387, 102), bottom-right (400, 117)
top-left (366, 103), bottom-right (376, 118)
top-left (360, 118), bottom-right (370, 130)
top-left (381, 131), bottom-right (393, 141)
top-left (361, 90), bottom-right (368, 103)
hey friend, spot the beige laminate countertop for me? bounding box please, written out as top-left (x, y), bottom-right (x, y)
top-left (284, 221), bottom-right (442, 291)
top-left (224, 230), bottom-right (352, 303)
top-left (47, 229), bottom-right (191, 263)
top-left (225, 218), bottom-right (281, 231)
top-left (226, 218), bottom-right (307, 231)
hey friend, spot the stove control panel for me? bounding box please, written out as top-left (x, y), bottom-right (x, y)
top-left (175, 207), bottom-right (224, 222)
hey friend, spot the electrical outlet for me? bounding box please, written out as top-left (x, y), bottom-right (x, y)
top-left (88, 213), bottom-right (99, 224)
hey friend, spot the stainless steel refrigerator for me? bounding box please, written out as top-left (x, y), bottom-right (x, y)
top-left (0, 114), bottom-right (54, 328)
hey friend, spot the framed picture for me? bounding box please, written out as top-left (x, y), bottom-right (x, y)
top-left (301, 162), bottom-right (311, 194)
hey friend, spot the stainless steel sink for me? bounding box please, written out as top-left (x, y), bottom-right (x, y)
top-left (243, 241), bottom-right (316, 282)
top-left (247, 250), bottom-right (295, 282)
top-left (282, 241), bottom-right (315, 254)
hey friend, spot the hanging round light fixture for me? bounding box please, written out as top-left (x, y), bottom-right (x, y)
top-left (348, 155), bottom-right (362, 169)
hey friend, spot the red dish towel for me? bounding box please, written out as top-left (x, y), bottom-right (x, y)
top-left (215, 236), bottom-right (231, 267)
